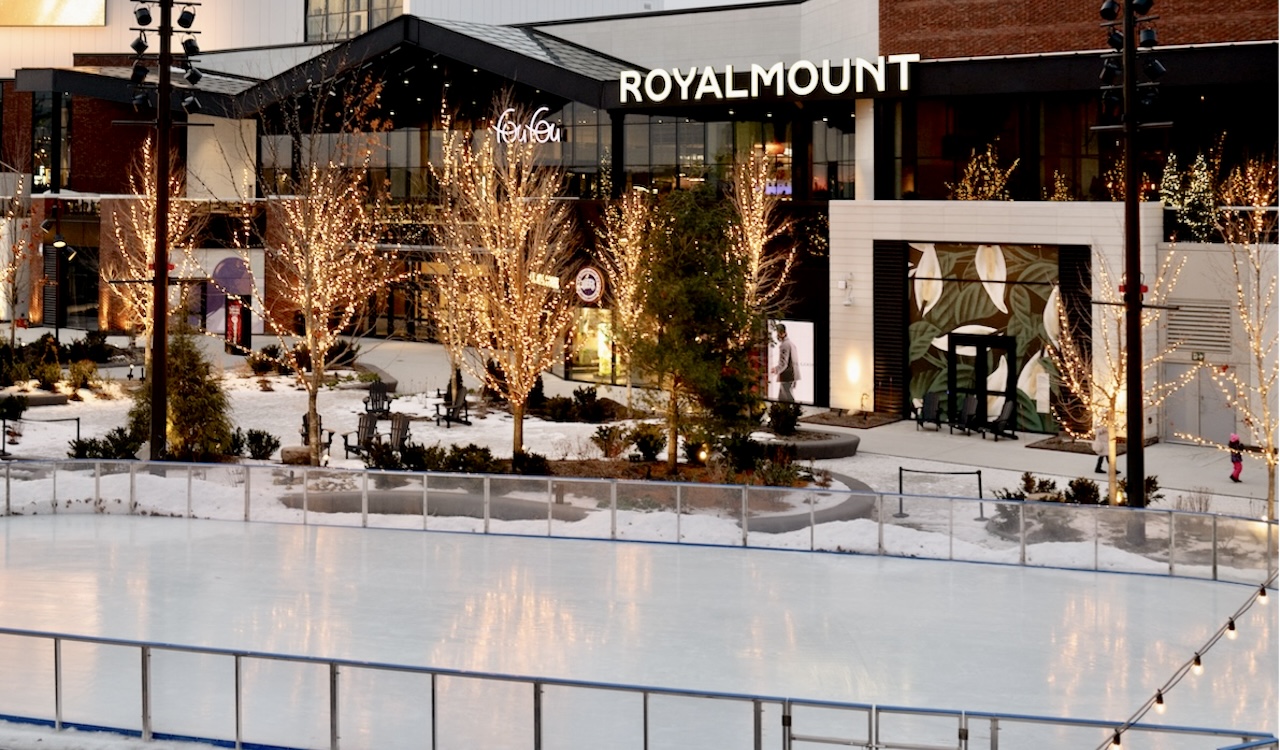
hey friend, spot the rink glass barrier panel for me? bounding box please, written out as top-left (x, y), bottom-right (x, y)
top-left (0, 628), bottom-right (1272, 750)
top-left (1, 459), bottom-right (1276, 586)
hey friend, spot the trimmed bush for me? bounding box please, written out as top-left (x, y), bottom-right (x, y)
top-left (0, 395), bottom-right (28, 422)
top-left (68, 426), bottom-right (143, 460)
top-left (722, 430), bottom-right (763, 473)
top-left (247, 350), bottom-right (274, 376)
top-left (572, 386), bottom-right (606, 423)
top-left (246, 429), bottom-right (281, 460)
top-left (630, 423), bottom-right (666, 462)
top-left (446, 443), bottom-right (499, 473)
top-left (511, 450), bottom-right (552, 476)
top-left (768, 402), bottom-right (802, 436)
top-left (590, 425), bottom-right (630, 459)
top-left (34, 362), bottom-right (62, 391)
top-left (68, 360), bottom-right (98, 390)
top-left (1064, 477), bottom-right (1102, 505)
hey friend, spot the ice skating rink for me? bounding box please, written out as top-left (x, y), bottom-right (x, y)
top-left (0, 515), bottom-right (1274, 749)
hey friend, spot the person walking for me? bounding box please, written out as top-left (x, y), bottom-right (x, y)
top-left (772, 324), bottom-right (799, 402)
top-left (1229, 433), bottom-right (1244, 483)
top-left (1093, 423), bottom-right (1110, 474)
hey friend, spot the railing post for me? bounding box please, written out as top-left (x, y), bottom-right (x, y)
top-left (422, 474), bottom-right (429, 531)
top-left (990, 716), bottom-right (999, 749)
top-left (187, 465), bottom-right (193, 518)
top-left (1094, 508), bottom-right (1100, 571)
top-left (752, 698), bottom-right (762, 750)
top-left (675, 486), bottom-right (682, 543)
top-left (431, 673), bottom-right (438, 750)
top-left (329, 663), bottom-right (339, 750)
top-left (1167, 510), bottom-right (1175, 577)
top-left (484, 476), bottom-right (491, 534)
top-left (948, 499), bottom-right (954, 560)
top-left (611, 480), bottom-right (618, 540)
top-left (361, 472), bottom-right (369, 528)
top-left (51, 462), bottom-right (57, 514)
top-left (1019, 503), bottom-right (1027, 566)
top-left (53, 637), bottom-right (62, 730)
top-left (235, 655), bottom-right (243, 750)
top-left (1212, 515), bottom-right (1219, 581)
top-left (809, 492), bottom-right (816, 551)
top-left (94, 461), bottom-right (101, 506)
top-left (141, 646), bottom-right (152, 741)
top-left (741, 486), bottom-right (749, 547)
top-left (547, 479), bottom-right (554, 537)
top-left (4, 461), bottom-right (9, 516)
top-left (130, 464), bottom-right (137, 510)
top-left (303, 467), bottom-right (309, 524)
top-left (781, 699), bottom-right (792, 750)
top-left (643, 690), bottom-right (650, 750)
top-left (533, 681), bottom-right (543, 750)
top-left (877, 495), bottom-right (885, 555)
top-left (243, 465), bottom-right (251, 522)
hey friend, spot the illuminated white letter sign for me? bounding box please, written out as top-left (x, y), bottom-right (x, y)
top-left (619, 54), bottom-right (920, 104)
top-left (492, 107), bottom-right (562, 144)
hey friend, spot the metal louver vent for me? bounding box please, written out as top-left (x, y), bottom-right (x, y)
top-left (1166, 300), bottom-right (1232, 354)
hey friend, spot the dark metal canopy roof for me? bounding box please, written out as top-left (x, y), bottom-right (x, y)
top-left (15, 14), bottom-right (640, 119)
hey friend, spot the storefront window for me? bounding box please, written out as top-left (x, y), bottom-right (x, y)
top-left (568, 308), bottom-right (616, 382)
top-left (31, 93), bottom-right (68, 193)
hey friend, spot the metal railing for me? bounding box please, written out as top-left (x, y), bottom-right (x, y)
top-left (2, 459), bottom-right (1275, 586)
top-left (0, 626), bottom-right (1272, 750)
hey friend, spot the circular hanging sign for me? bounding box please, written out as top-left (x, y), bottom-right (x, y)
top-left (575, 267), bottom-right (604, 304)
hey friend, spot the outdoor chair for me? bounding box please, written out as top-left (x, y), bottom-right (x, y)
top-left (300, 413), bottom-right (335, 451)
top-left (386, 413), bottom-right (411, 452)
top-left (914, 392), bottom-right (942, 431)
top-left (435, 386), bottom-right (471, 428)
top-left (949, 394), bottom-right (978, 435)
top-left (982, 400), bottom-right (1019, 442)
top-left (363, 380), bottom-right (391, 419)
top-left (342, 413), bottom-right (379, 458)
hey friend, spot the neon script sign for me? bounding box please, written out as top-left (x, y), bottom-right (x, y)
top-left (619, 55), bottom-right (921, 105)
top-left (492, 107), bottom-right (562, 144)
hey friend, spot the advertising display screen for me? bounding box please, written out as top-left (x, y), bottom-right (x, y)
top-left (0, 1), bottom-right (106, 26)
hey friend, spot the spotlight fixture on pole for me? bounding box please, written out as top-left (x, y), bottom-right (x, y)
top-left (126, 0), bottom-right (203, 460)
top-left (1091, 0), bottom-right (1170, 531)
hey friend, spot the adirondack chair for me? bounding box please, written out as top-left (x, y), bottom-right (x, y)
top-left (949, 394), bottom-right (978, 435)
top-left (342, 412), bottom-right (379, 458)
top-left (385, 413), bottom-right (411, 451)
top-left (435, 386), bottom-right (471, 427)
top-left (914, 392), bottom-right (942, 431)
top-left (364, 380), bottom-right (391, 419)
top-left (982, 399), bottom-right (1019, 442)
top-left (300, 413), bottom-right (335, 450)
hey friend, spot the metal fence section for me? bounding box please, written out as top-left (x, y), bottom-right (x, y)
top-left (0, 626), bottom-right (1272, 750)
top-left (2, 459), bottom-right (1276, 585)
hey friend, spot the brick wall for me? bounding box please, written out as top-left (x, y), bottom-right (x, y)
top-left (68, 97), bottom-right (154, 195)
top-left (881, 0), bottom-right (1278, 59)
top-left (2, 81), bottom-right (32, 170)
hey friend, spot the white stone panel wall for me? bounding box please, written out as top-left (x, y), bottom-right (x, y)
top-left (186, 115), bottom-right (257, 202)
top-left (828, 200), bottom-right (1168, 438)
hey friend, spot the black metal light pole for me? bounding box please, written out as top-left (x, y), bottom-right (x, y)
top-left (130, 1), bottom-right (201, 459)
top-left (1095, 0), bottom-right (1167, 514)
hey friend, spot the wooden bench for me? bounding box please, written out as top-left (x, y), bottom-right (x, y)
top-left (435, 387), bottom-right (471, 427)
top-left (364, 381), bottom-right (391, 419)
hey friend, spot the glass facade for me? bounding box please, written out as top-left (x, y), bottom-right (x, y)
top-left (306, 0), bottom-right (401, 42)
top-left (31, 92), bottom-right (70, 193)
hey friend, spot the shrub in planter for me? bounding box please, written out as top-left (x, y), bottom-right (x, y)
top-left (755, 454), bottom-right (800, 487)
top-left (68, 360), bottom-right (98, 391)
top-left (364, 440), bottom-right (402, 471)
top-left (1118, 475), bottom-right (1164, 507)
top-left (721, 430), bottom-right (763, 473)
top-left (630, 423), bottom-right (666, 462)
top-left (35, 362), bottom-right (62, 391)
top-left (400, 442), bottom-right (447, 472)
top-left (1064, 477), bottom-right (1102, 505)
top-left (68, 426), bottom-right (143, 460)
top-left (590, 425), bottom-right (630, 459)
top-left (572, 386), bottom-right (606, 423)
top-left (246, 429), bottom-right (281, 460)
top-left (446, 443), bottom-right (499, 474)
top-left (512, 450), bottom-right (552, 476)
top-left (768, 402), bottom-right (802, 436)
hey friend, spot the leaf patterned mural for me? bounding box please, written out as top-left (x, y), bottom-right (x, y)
top-left (906, 242), bottom-right (1061, 434)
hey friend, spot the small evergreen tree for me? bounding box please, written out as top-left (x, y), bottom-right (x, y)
top-left (128, 323), bottom-right (234, 461)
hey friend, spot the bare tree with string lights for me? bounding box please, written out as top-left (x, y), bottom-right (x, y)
top-left (105, 135), bottom-right (206, 370)
top-left (0, 167), bottom-right (40, 349)
top-left (726, 149), bottom-right (797, 345)
top-left (1178, 155), bottom-right (1278, 519)
top-left (431, 99), bottom-right (577, 456)
top-left (1048, 252), bottom-right (1190, 504)
top-left (595, 190), bottom-right (653, 412)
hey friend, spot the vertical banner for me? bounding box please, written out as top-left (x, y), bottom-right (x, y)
top-left (224, 295), bottom-right (252, 354)
top-left (767, 319), bottom-right (814, 404)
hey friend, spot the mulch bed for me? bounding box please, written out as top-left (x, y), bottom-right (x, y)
top-left (800, 411), bottom-right (900, 429)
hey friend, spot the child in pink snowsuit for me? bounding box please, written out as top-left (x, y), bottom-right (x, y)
top-left (1229, 433), bottom-right (1244, 483)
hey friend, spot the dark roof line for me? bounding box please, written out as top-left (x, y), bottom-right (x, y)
top-left (517, 0), bottom-right (805, 29)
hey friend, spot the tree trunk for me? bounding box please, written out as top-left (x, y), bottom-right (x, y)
top-left (1107, 436), bottom-right (1119, 504)
top-left (1268, 463), bottom-right (1276, 521)
top-left (512, 400), bottom-right (525, 456)
top-left (665, 380), bottom-right (679, 472)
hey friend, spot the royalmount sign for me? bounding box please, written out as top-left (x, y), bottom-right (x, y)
top-left (620, 55), bottom-right (920, 105)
